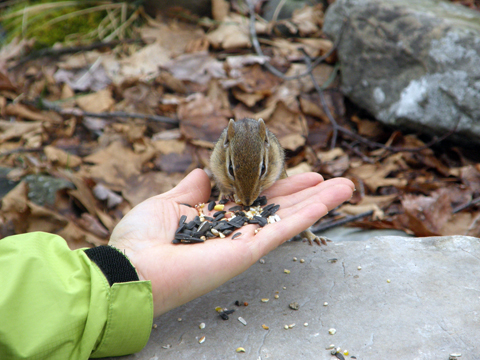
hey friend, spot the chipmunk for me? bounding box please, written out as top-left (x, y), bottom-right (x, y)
top-left (210, 118), bottom-right (326, 245)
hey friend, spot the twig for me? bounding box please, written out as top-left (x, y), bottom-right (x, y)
top-left (8, 39), bottom-right (142, 70)
top-left (300, 48), bottom-right (339, 149)
top-left (452, 196), bottom-right (480, 214)
top-left (247, 0), bottom-right (346, 81)
top-left (311, 210), bottom-right (374, 232)
top-left (32, 99), bottom-right (179, 125)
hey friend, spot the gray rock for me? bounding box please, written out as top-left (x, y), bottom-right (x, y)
top-left (106, 233), bottom-right (480, 359)
top-left (323, 0), bottom-right (480, 145)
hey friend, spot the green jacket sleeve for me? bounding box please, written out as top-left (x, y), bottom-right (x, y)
top-left (0, 232), bottom-right (153, 360)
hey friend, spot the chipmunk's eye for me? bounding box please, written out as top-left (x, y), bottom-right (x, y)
top-left (260, 161), bottom-right (266, 178)
top-left (228, 163), bottom-right (235, 178)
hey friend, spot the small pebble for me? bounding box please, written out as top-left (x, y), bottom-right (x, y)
top-left (259, 258), bottom-right (265, 264)
top-left (177, 318), bottom-right (182, 322)
top-left (357, 266), bottom-right (362, 270)
top-left (152, 323), bottom-right (157, 329)
top-left (199, 322), bottom-right (205, 329)
top-left (329, 328), bottom-right (336, 335)
top-left (304, 322), bottom-right (308, 327)
top-left (288, 323), bottom-right (295, 328)
top-left (289, 302), bottom-right (299, 310)
top-left (324, 302), bottom-right (328, 306)
top-left (198, 336), bottom-right (205, 344)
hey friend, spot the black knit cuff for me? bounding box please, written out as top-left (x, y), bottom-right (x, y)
top-left (85, 246), bottom-right (139, 286)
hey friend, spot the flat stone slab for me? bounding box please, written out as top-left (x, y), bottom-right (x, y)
top-left (108, 234), bottom-right (479, 359)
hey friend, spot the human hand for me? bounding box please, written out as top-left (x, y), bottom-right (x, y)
top-left (109, 169), bottom-right (354, 317)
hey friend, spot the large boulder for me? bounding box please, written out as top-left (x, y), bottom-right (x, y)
top-left (323, 0), bottom-right (480, 145)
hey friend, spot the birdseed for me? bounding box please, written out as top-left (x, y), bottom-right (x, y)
top-left (172, 197), bottom-right (281, 244)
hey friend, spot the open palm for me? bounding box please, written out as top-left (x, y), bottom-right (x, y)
top-left (109, 169), bottom-right (354, 317)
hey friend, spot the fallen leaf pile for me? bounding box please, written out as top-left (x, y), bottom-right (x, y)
top-left (1, 2), bottom-right (479, 248)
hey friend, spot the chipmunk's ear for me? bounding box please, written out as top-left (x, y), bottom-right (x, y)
top-left (258, 118), bottom-right (269, 146)
top-left (224, 118), bottom-right (235, 147)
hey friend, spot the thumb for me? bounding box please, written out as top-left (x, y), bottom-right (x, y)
top-left (160, 168), bottom-right (212, 205)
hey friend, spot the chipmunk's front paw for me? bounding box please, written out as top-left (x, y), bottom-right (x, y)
top-left (300, 230), bottom-right (329, 246)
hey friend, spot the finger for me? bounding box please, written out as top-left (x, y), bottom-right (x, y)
top-left (270, 178), bottom-right (354, 210)
top-left (159, 169), bottom-right (212, 206)
top-left (261, 172), bottom-right (324, 198)
top-left (252, 183), bottom-right (354, 255)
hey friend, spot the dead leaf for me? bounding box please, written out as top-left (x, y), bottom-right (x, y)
top-left (5, 103), bottom-right (50, 122)
top-left (44, 145), bottom-right (82, 168)
top-left (81, 141), bottom-right (156, 191)
top-left (0, 120), bottom-right (43, 143)
top-left (122, 171), bottom-right (184, 207)
top-left (286, 162), bottom-right (312, 177)
top-left (76, 89), bottom-right (115, 113)
top-left (162, 51), bottom-right (225, 85)
top-left (206, 14), bottom-right (251, 50)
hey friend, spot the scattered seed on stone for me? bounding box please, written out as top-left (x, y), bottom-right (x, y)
top-left (300, 259), bottom-right (305, 263)
top-left (284, 325), bottom-right (289, 330)
top-left (236, 347), bottom-right (246, 353)
top-left (328, 258), bottom-right (338, 263)
top-left (261, 298), bottom-right (269, 303)
top-left (262, 324), bottom-right (269, 330)
top-left (387, 279), bottom-right (391, 283)
top-left (178, 318), bottom-right (182, 322)
top-left (152, 323), bottom-right (157, 329)
top-left (238, 317), bottom-right (247, 326)
top-left (199, 322), bottom-right (205, 329)
top-left (289, 302), bottom-right (299, 310)
top-left (343, 350), bottom-right (349, 356)
top-left (324, 302), bottom-right (328, 306)
top-left (334, 352), bottom-right (345, 360)
top-left (357, 266), bottom-right (362, 270)
top-left (293, 257), bottom-right (297, 261)
top-left (232, 232), bottom-right (242, 239)
top-left (304, 322), bottom-right (308, 327)
top-left (326, 345), bottom-right (335, 350)
top-left (274, 294), bottom-right (279, 299)
top-left (329, 328), bottom-right (336, 335)
top-left (198, 336), bottom-right (205, 344)
top-left (259, 258), bottom-right (265, 264)
top-left (284, 269), bottom-right (291, 274)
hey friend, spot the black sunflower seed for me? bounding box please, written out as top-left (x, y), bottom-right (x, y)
top-left (208, 200), bottom-right (216, 211)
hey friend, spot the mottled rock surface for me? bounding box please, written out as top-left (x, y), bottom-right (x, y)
top-left (323, 0), bottom-right (480, 145)
top-left (106, 231), bottom-right (479, 359)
